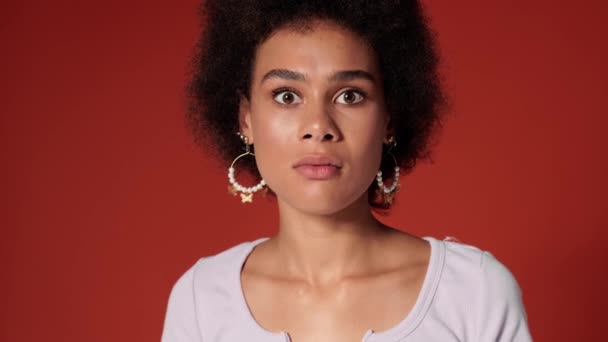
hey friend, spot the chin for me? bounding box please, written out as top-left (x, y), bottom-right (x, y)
top-left (277, 187), bottom-right (368, 216)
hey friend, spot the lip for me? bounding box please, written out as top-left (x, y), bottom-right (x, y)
top-left (293, 155), bottom-right (343, 180)
top-left (293, 155), bottom-right (343, 168)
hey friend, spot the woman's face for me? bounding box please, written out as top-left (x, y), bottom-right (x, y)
top-left (240, 20), bottom-right (389, 215)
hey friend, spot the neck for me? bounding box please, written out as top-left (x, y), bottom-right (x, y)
top-left (274, 195), bottom-right (389, 286)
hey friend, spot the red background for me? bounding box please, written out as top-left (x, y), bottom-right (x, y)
top-left (2, 1), bottom-right (606, 341)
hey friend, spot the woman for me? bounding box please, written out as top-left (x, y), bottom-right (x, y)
top-left (162, 1), bottom-right (532, 341)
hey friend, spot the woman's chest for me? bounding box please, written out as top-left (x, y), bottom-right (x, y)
top-left (241, 273), bottom-right (424, 342)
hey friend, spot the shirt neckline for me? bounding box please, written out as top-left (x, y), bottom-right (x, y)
top-left (233, 236), bottom-right (445, 341)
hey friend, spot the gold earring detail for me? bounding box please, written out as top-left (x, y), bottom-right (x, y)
top-left (227, 133), bottom-right (266, 203)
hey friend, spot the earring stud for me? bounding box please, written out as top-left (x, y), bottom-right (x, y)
top-left (236, 132), bottom-right (248, 145)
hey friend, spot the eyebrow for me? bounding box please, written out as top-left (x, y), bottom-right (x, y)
top-left (260, 69), bottom-right (376, 84)
top-left (329, 70), bottom-right (376, 83)
top-left (261, 69), bottom-right (305, 83)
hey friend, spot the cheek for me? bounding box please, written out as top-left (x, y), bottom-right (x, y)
top-left (345, 113), bottom-right (386, 155)
top-left (250, 109), bottom-right (297, 148)
top-left (350, 134), bottom-right (384, 186)
top-left (248, 111), bottom-right (296, 182)
top-left (345, 115), bottom-right (387, 180)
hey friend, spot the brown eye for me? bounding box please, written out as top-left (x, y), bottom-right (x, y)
top-left (336, 89), bottom-right (364, 104)
top-left (282, 93), bottom-right (294, 104)
top-left (273, 90), bottom-right (302, 105)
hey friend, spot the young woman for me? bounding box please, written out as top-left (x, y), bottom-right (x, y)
top-left (162, 1), bottom-right (532, 341)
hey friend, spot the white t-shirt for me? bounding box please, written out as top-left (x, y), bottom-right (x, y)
top-left (161, 237), bottom-right (532, 341)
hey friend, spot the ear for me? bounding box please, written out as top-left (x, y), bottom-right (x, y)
top-left (383, 117), bottom-right (395, 144)
top-left (238, 94), bottom-right (254, 144)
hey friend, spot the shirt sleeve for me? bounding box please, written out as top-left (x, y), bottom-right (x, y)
top-left (476, 251), bottom-right (533, 342)
top-left (161, 265), bottom-right (204, 342)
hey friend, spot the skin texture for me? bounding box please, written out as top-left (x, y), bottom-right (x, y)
top-left (239, 20), bottom-right (430, 342)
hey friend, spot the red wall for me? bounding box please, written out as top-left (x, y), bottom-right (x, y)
top-left (2, 1), bottom-right (606, 341)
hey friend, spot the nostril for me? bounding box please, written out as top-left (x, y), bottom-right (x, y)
top-left (303, 133), bottom-right (313, 139)
top-left (323, 133), bottom-right (334, 140)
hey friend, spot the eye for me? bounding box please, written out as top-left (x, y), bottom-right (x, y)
top-left (335, 89), bottom-right (365, 104)
top-left (272, 88), bottom-right (302, 105)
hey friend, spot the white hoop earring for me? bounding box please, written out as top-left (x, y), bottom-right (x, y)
top-left (227, 133), bottom-right (266, 203)
top-left (375, 137), bottom-right (400, 205)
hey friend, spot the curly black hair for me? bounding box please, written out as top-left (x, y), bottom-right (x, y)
top-left (187, 0), bottom-right (446, 209)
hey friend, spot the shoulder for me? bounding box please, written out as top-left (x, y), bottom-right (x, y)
top-left (177, 238), bottom-right (268, 290)
top-left (161, 238), bottom-right (268, 342)
top-left (426, 237), bottom-right (531, 341)
top-left (437, 238), bottom-right (521, 296)
top-left (431, 237), bottom-right (524, 306)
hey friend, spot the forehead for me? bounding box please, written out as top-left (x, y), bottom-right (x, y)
top-left (252, 21), bottom-right (380, 80)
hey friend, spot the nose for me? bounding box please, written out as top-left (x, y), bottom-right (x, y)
top-left (299, 106), bottom-right (341, 143)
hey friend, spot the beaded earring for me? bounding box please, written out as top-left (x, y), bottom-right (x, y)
top-left (227, 132), bottom-right (267, 203)
top-left (375, 136), bottom-right (400, 206)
